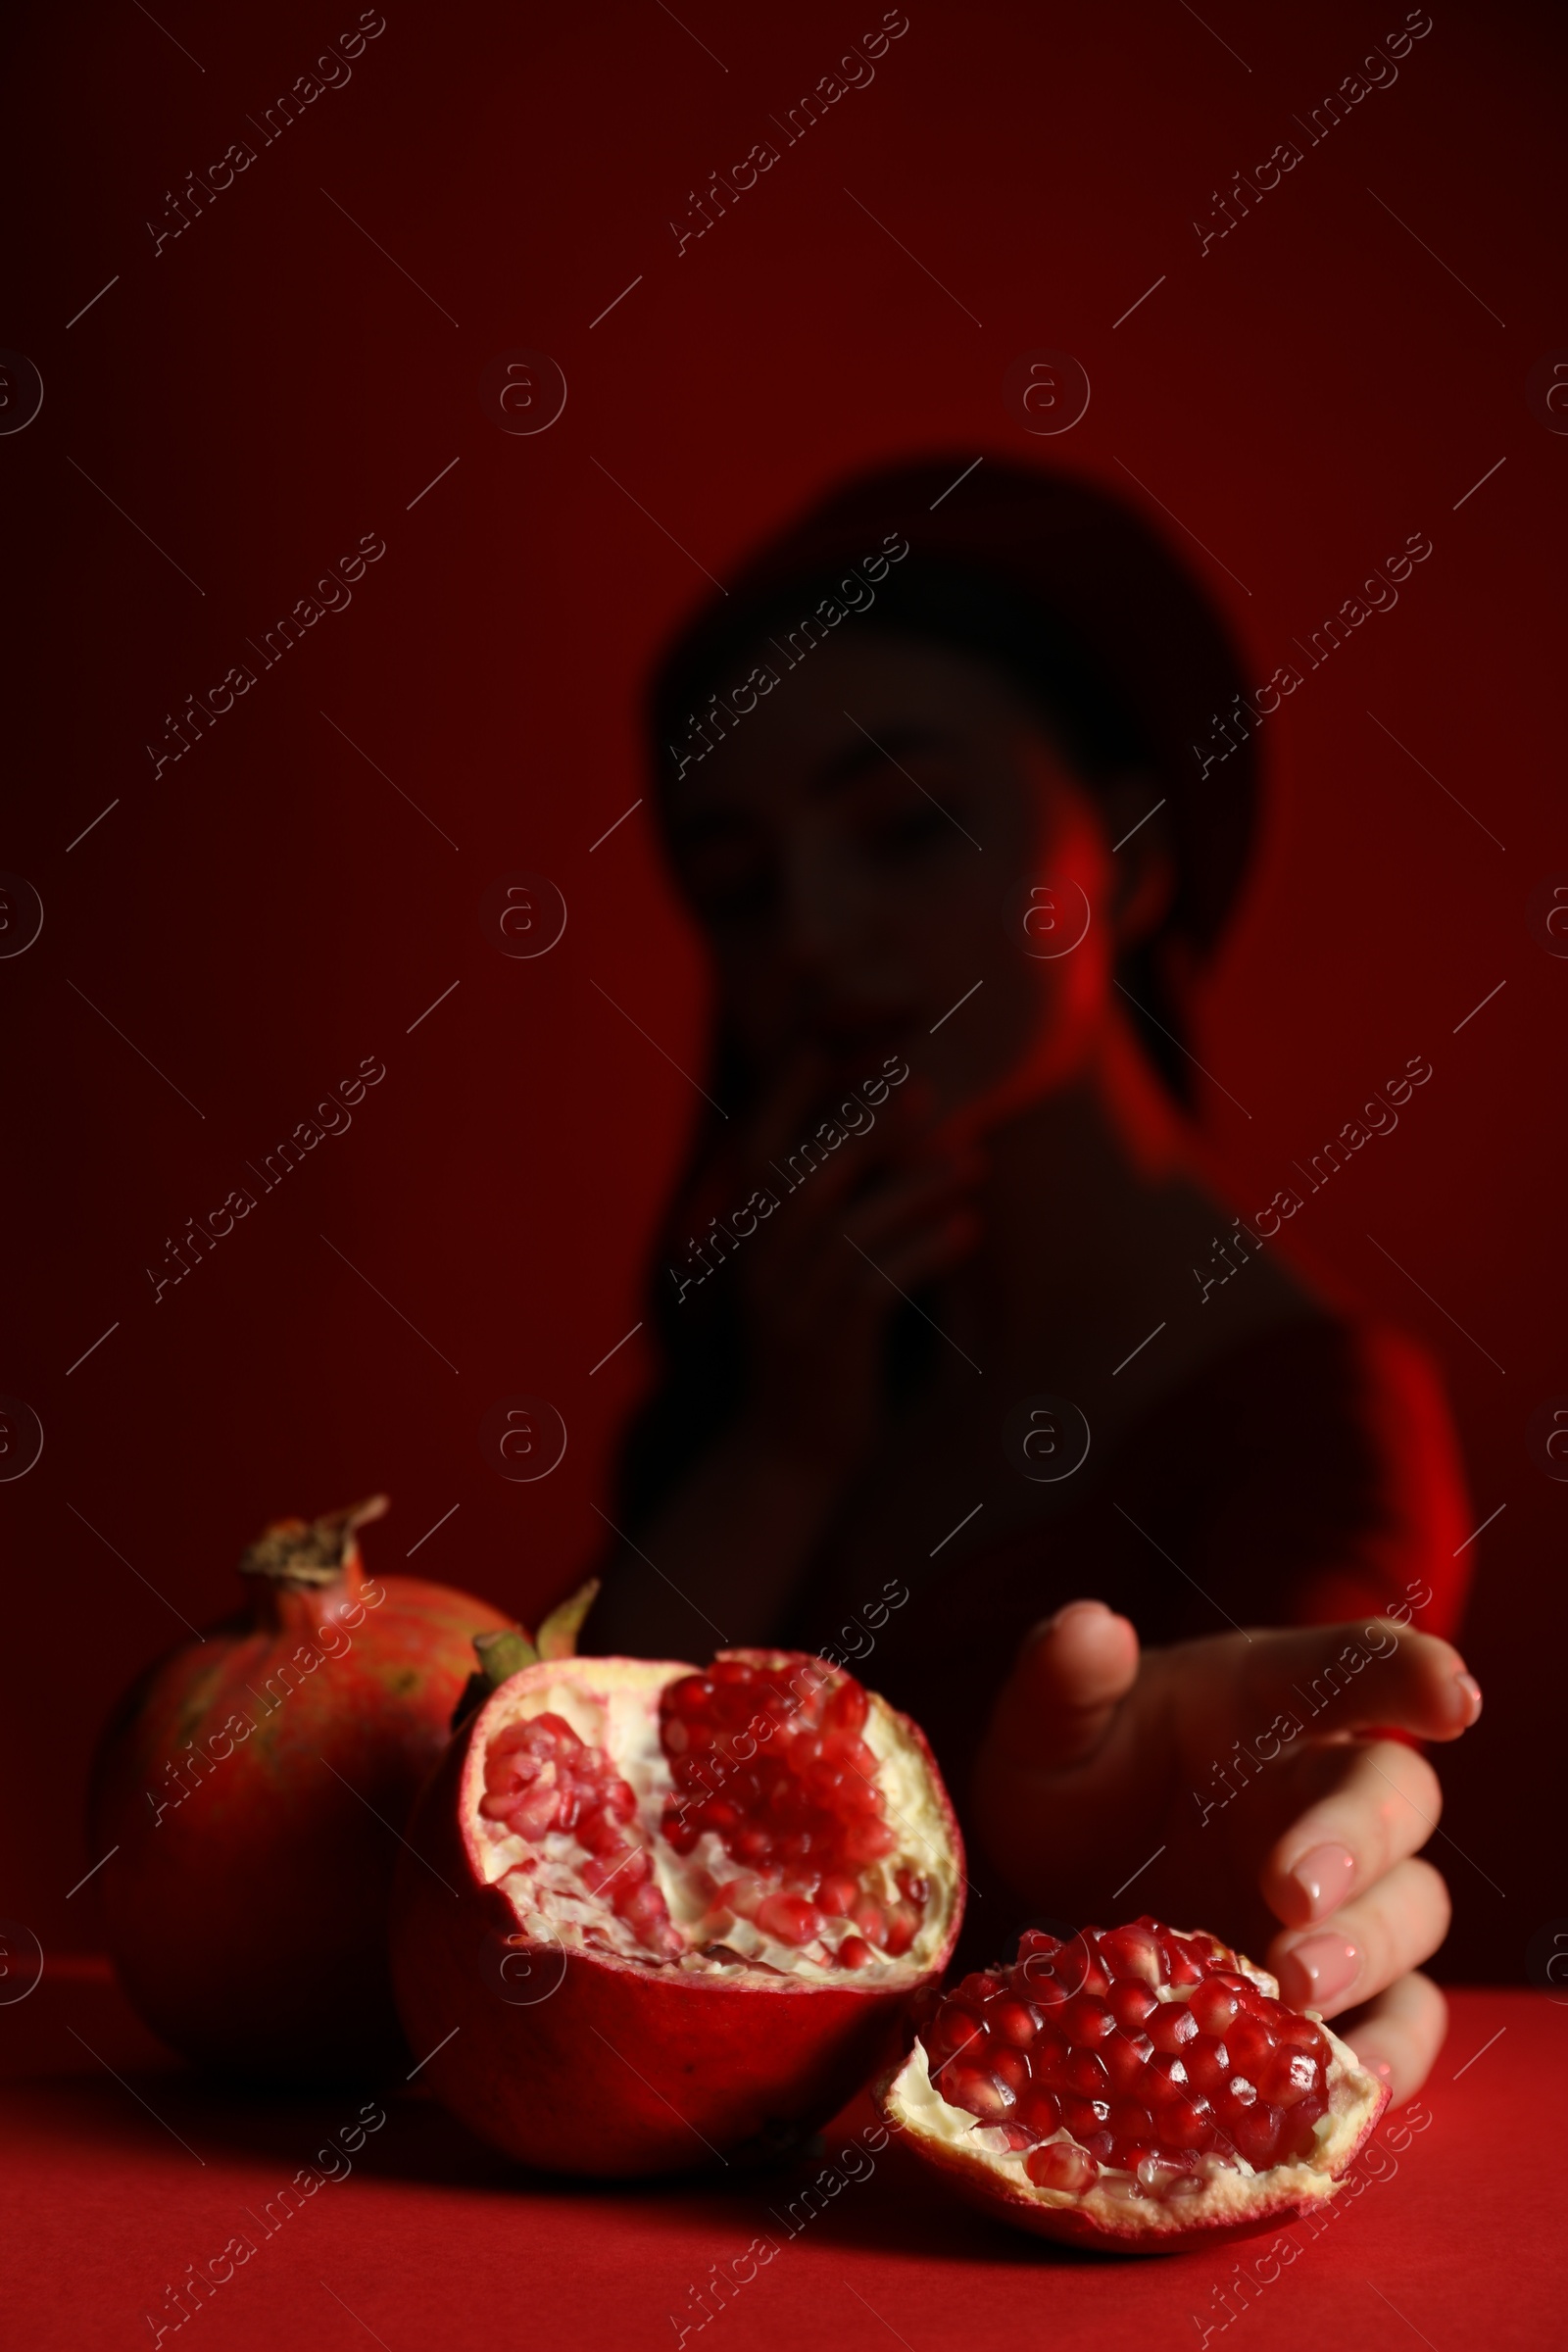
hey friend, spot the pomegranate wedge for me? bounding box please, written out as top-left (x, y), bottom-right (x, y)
top-left (877, 1918), bottom-right (1387, 2250)
top-left (392, 1649), bottom-right (963, 2175)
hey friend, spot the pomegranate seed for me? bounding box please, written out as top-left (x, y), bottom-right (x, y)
top-left (946, 2065), bottom-right (1017, 2122)
top-left (932, 1917), bottom-right (1340, 2179)
top-left (1108, 1980), bottom-right (1158, 2033)
top-left (883, 1904), bottom-right (918, 1957)
top-left (1056, 1934), bottom-right (1110, 1999)
top-left (1097, 1923), bottom-right (1164, 1987)
top-left (513, 1785), bottom-right (564, 1839)
top-left (658, 1661), bottom-right (916, 1966)
top-left (1061, 2048), bottom-right (1110, 2098)
top-left (576, 1810), bottom-right (624, 1858)
top-left (1278, 2097), bottom-right (1327, 2159)
top-left (1154, 2094), bottom-right (1212, 2149)
top-left (482, 1714), bottom-right (681, 1957)
top-left (991, 2047), bottom-right (1030, 2096)
top-left (1102, 2032), bottom-right (1154, 2092)
top-left (989, 1999), bottom-right (1041, 2047)
top-left (955, 1972), bottom-right (1000, 2007)
top-left (1137, 2147), bottom-right (1200, 2191)
top-left (822, 1680), bottom-right (868, 1734)
top-left (1148, 2003), bottom-right (1199, 2055)
top-left (1188, 1980), bottom-right (1240, 2034)
top-left (1016, 2085), bottom-right (1062, 2136)
top-left (838, 1936), bottom-right (875, 1969)
top-left (850, 1897), bottom-right (889, 1946)
top-left (1259, 2047), bottom-right (1322, 2107)
top-left (1059, 1994), bottom-right (1116, 2046)
top-left (1061, 2095), bottom-right (1111, 2140)
top-left (1157, 1932), bottom-right (1205, 1987)
top-left (992, 2123), bottom-right (1035, 2151)
top-left (928, 2003), bottom-right (985, 2062)
top-left (1184, 2033), bottom-right (1232, 2093)
top-left (755, 1892), bottom-right (826, 1946)
top-left (1228, 2015), bottom-right (1274, 2074)
top-left (1228, 2101), bottom-right (1285, 2167)
top-left (611, 1845), bottom-right (651, 1891)
top-left (1031, 2035), bottom-right (1073, 2092)
top-left (1025, 2142), bottom-right (1099, 2193)
top-left (1108, 2101), bottom-right (1155, 2150)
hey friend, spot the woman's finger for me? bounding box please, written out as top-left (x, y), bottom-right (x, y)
top-left (1259, 1737), bottom-right (1446, 1930)
top-left (983, 1601), bottom-right (1142, 1777)
top-left (1333, 1969), bottom-right (1448, 2103)
top-left (1232, 1619), bottom-right (1481, 1746)
top-left (747, 1152), bottom-right (970, 1318)
top-left (1268, 1854), bottom-right (1451, 2016)
top-left (757, 1060), bottom-right (938, 1190)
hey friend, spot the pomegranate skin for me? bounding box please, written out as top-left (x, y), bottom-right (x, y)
top-left (874, 2078), bottom-right (1389, 2254)
top-left (390, 1656), bottom-right (965, 2177)
top-left (87, 1500), bottom-right (511, 2084)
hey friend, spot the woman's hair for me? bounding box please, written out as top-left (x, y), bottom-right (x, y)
top-left (652, 554), bottom-right (1198, 1106)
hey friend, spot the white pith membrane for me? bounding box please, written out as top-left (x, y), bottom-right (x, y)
top-left (465, 1658), bottom-right (958, 1984)
top-left (883, 1935), bottom-right (1385, 2236)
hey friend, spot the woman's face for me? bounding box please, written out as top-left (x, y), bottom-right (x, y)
top-left (664, 630), bottom-right (1159, 1118)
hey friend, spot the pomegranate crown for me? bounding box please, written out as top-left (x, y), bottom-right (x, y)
top-left (238, 1494), bottom-right (389, 1587)
top-left (449, 1578), bottom-right (600, 1732)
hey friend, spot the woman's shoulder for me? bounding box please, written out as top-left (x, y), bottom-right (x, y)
top-left (1144, 1301), bottom-right (1456, 1431)
top-left (1108, 1303), bottom-right (1472, 1634)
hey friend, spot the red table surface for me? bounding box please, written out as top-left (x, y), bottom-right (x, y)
top-left (1, 1965), bottom-right (1559, 2352)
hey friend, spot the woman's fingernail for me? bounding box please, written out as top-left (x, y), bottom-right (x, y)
top-left (1280, 1934), bottom-right (1360, 2011)
top-left (1453, 1670), bottom-right (1484, 1726)
top-left (1349, 2039), bottom-right (1396, 2087)
top-left (1290, 1842), bottom-right (1356, 1922)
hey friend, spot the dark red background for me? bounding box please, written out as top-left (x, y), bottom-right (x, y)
top-left (3, 0), bottom-right (1563, 1988)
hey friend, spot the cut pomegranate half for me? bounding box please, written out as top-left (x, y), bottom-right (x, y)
top-left (391, 1648), bottom-right (963, 2176)
top-left (876, 1919), bottom-right (1388, 2251)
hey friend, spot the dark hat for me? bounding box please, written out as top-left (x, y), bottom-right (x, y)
top-left (647, 452), bottom-right (1258, 961)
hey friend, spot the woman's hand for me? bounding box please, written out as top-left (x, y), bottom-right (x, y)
top-left (682, 1049), bottom-right (982, 1473)
top-left (970, 1601), bottom-right (1484, 2101)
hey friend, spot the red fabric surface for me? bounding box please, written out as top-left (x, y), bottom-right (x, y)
top-left (2, 1966), bottom-right (1558, 2350)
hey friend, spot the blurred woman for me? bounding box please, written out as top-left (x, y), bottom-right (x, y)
top-left (592, 456), bottom-right (1481, 2096)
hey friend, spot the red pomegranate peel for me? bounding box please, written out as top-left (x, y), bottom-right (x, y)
top-left (88, 1496), bottom-right (513, 2082)
top-left (392, 1645), bottom-right (964, 2175)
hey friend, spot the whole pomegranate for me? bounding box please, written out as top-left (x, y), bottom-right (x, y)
top-left (391, 1644), bottom-right (965, 2175)
top-left (877, 1917), bottom-right (1387, 2250)
top-left (87, 1496), bottom-right (511, 2082)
